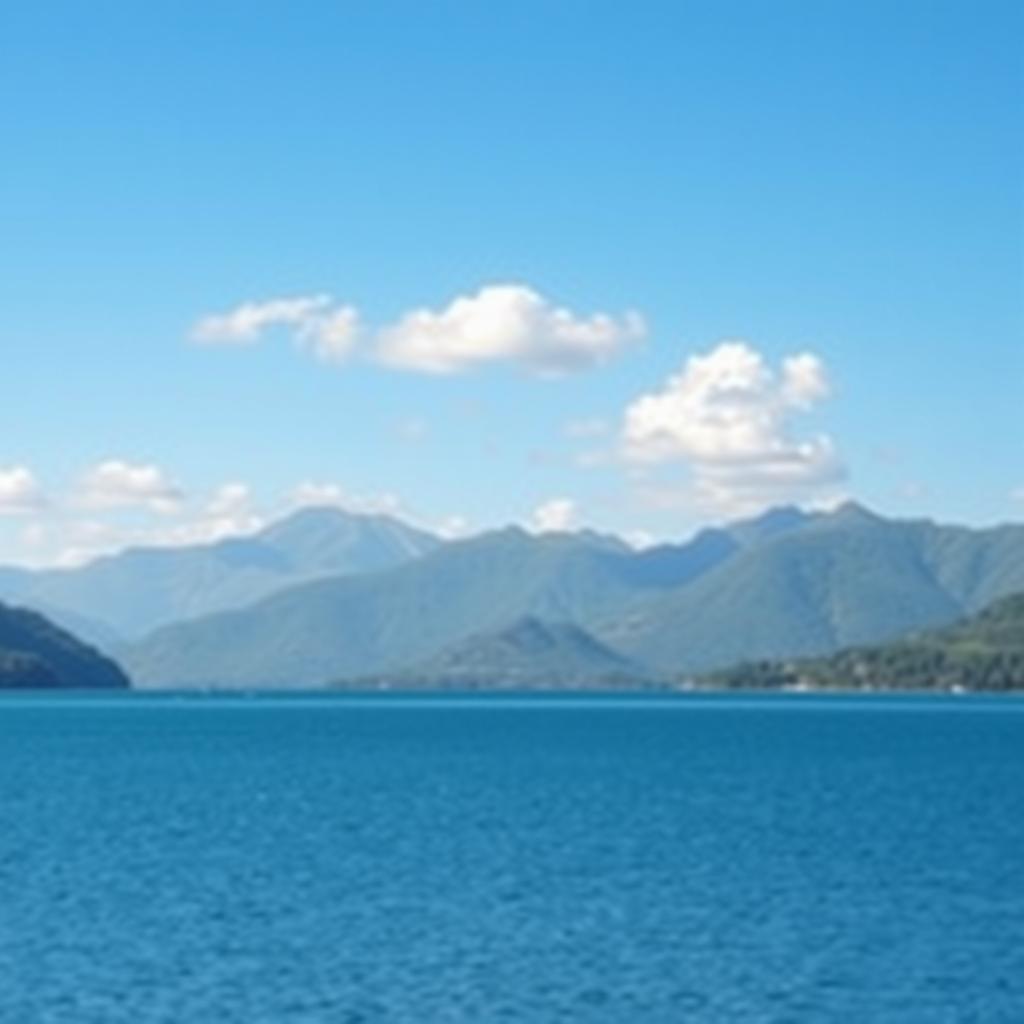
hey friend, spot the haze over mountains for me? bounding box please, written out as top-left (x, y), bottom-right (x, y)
top-left (101, 502), bottom-right (1024, 690)
top-left (0, 508), bottom-right (439, 642)
top-left (2, 501), bottom-right (1022, 691)
top-left (116, 506), bottom-right (812, 688)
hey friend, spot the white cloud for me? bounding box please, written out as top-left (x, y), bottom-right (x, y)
top-left (163, 481), bottom-right (265, 544)
top-left (51, 519), bottom-right (124, 567)
top-left (436, 514), bottom-right (472, 539)
top-left (288, 481), bottom-right (347, 508)
top-left (153, 512), bottom-right (264, 548)
top-left (287, 481), bottom-right (403, 517)
top-left (19, 522), bottom-right (49, 549)
top-left (623, 528), bottom-right (658, 550)
top-left (377, 284), bottom-right (645, 375)
top-left (191, 295), bottom-right (359, 364)
top-left (621, 341), bottom-right (844, 515)
top-left (0, 466), bottom-right (45, 514)
top-left (192, 295), bottom-right (332, 343)
top-left (780, 351), bottom-right (831, 407)
top-left (192, 283), bottom-right (643, 375)
top-left (1012, 487), bottom-right (1024, 505)
top-left (530, 497), bottom-right (579, 533)
top-left (49, 482), bottom-right (263, 565)
top-left (295, 306), bottom-right (360, 364)
top-left (206, 481), bottom-right (252, 518)
top-left (77, 460), bottom-right (184, 513)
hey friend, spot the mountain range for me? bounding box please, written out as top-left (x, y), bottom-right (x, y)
top-left (603, 502), bottom-right (1024, 670)
top-left (0, 507), bottom-right (439, 642)
top-left (2, 501), bottom-right (1022, 691)
top-left (114, 502), bottom-right (1024, 689)
top-left (117, 507), bottom-right (813, 688)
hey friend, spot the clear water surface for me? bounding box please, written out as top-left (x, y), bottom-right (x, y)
top-left (0, 692), bottom-right (1022, 1023)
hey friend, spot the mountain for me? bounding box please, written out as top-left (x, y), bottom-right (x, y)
top-left (603, 503), bottom-right (1024, 672)
top-left (702, 592), bottom-right (1024, 691)
top-left (121, 523), bottom-right (750, 689)
top-left (0, 507), bottom-right (441, 641)
top-left (617, 506), bottom-right (812, 589)
top-left (121, 504), bottom-right (1024, 690)
top-left (0, 602), bottom-right (130, 689)
top-left (723, 505), bottom-right (813, 548)
top-left (340, 615), bottom-right (655, 690)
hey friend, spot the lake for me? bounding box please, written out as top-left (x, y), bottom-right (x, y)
top-left (0, 692), bottom-right (1022, 1022)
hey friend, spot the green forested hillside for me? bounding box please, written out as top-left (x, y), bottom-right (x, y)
top-left (605, 504), bottom-right (1024, 671)
top-left (122, 504), bottom-right (1024, 690)
top-left (0, 603), bottom-right (130, 689)
top-left (122, 528), bottom-right (681, 688)
top-left (123, 513), bottom-right (777, 688)
top-left (339, 615), bottom-right (655, 690)
top-left (703, 593), bottom-right (1024, 691)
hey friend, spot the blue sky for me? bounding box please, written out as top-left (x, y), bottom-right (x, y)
top-left (1, 1), bottom-right (1021, 564)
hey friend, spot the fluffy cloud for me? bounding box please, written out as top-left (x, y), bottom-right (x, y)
top-left (192, 283), bottom-right (643, 375)
top-left (147, 484), bottom-right (264, 548)
top-left (77, 460), bottom-right (184, 513)
top-left (530, 497), bottom-right (579, 533)
top-left (51, 519), bottom-right (121, 567)
top-left (191, 295), bottom-right (359, 364)
top-left (192, 295), bottom-right (332, 343)
top-left (46, 481), bottom-right (262, 565)
top-left (621, 341), bottom-right (844, 515)
top-left (206, 481), bottom-right (252, 518)
top-left (376, 284), bottom-right (645, 375)
top-left (183, 482), bottom-right (264, 540)
top-left (296, 306), bottom-right (360, 364)
top-left (0, 466), bottom-right (45, 514)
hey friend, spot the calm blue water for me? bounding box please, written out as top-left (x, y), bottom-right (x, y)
top-left (0, 693), bottom-right (1022, 1023)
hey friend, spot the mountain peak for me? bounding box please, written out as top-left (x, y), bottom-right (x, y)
top-left (0, 503), bottom-right (444, 642)
top-left (258, 504), bottom-right (367, 539)
top-left (340, 613), bottom-right (649, 690)
top-left (725, 505), bottom-right (812, 547)
top-left (258, 504), bottom-right (441, 569)
top-left (826, 500), bottom-right (883, 524)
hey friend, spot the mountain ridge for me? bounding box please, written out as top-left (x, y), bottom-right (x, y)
top-left (7, 502), bottom-right (1022, 692)
top-left (120, 527), bottom-right (672, 688)
top-left (0, 506), bottom-right (441, 642)
top-left (118, 503), bottom-right (1024, 690)
top-left (337, 615), bottom-right (655, 690)
top-left (602, 508), bottom-right (1024, 671)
